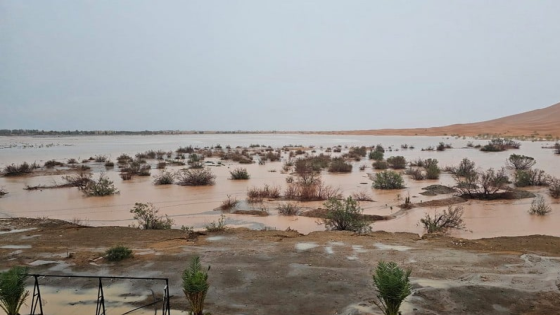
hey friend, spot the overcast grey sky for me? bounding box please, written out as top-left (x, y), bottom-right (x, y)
top-left (1, 1), bottom-right (559, 131)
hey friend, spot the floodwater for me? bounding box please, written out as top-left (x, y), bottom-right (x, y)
top-left (1, 134), bottom-right (559, 239)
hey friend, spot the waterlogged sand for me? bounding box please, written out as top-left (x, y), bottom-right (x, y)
top-left (2, 218), bottom-right (560, 315)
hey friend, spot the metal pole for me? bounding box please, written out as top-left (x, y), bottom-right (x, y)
top-left (96, 277), bottom-right (106, 315)
top-left (30, 275), bottom-right (44, 315)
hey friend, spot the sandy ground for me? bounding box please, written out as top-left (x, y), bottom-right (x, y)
top-left (322, 102), bottom-right (560, 138)
top-left (2, 218), bottom-right (560, 315)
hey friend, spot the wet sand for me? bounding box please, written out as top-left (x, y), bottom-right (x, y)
top-left (2, 218), bottom-right (560, 315)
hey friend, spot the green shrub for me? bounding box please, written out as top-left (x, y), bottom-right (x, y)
top-left (105, 245), bottom-right (133, 262)
top-left (230, 168), bottom-right (250, 180)
top-left (277, 203), bottom-right (301, 216)
top-left (373, 171), bottom-right (404, 189)
top-left (454, 168), bottom-right (509, 199)
top-left (372, 261), bottom-right (411, 315)
top-left (206, 214), bottom-right (226, 232)
top-left (83, 173), bottom-right (119, 196)
top-left (425, 163), bottom-right (441, 180)
top-left (514, 169), bottom-right (548, 187)
top-left (529, 195), bottom-right (551, 215)
top-left (480, 138), bottom-right (520, 152)
top-left (373, 160), bottom-right (388, 170)
top-left (420, 206), bottom-right (465, 233)
top-left (153, 171), bottom-right (176, 185)
top-left (387, 156), bottom-right (406, 169)
top-left (322, 197), bottom-right (371, 233)
top-left (550, 177), bottom-right (560, 198)
top-left (328, 157), bottom-right (353, 173)
top-left (130, 202), bottom-right (174, 229)
top-left (182, 256), bottom-right (210, 315)
top-left (0, 266), bottom-right (29, 315)
top-left (177, 168), bottom-right (216, 186)
top-left (454, 158), bottom-right (476, 177)
top-left (506, 154), bottom-right (536, 170)
top-left (369, 150), bottom-right (384, 161)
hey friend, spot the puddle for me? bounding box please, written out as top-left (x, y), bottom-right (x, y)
top-left (21, 234), bottom-right (41, 240)
top-left (295, 242), bottom-right (318, 251)
top-left (0, 245), bottom-right (31, 249)
top-left (324, 246), bottom-right (334, 255)
top-left (29, 260), bottom-right (59, 266)
top-left (207, 236), bottom-right (226, 241)
top-left (346, 256), bottom-right (358, 261)
top-left (352, 245), bottom-right (367, 253)
top-left (412, 278), bottom-right (453, 289)
top-left (374, 242), bottom-right (412, 252)
top-left (328, 241), bottom-right (345, 246)
top-left (0, 228), bottom-right (37, 235)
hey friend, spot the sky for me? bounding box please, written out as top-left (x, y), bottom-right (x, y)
top-left (1, 1), bottom-right (560, 131)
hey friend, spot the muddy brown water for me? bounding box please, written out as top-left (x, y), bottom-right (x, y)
top-left (1, 134), bottom-right (559, 239)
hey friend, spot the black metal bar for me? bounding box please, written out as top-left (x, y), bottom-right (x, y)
top-left (163, 279), bottom-right (171, 315)
top-left (30, 275), bottom-right (44, 315)
top-left (121, 298), bottom-right (162, 315)
top-left (96, 278), bottom-right (106, 315)
top-left (28, 274), bottom-right (169, 281)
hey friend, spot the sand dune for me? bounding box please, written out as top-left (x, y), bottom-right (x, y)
top-left (333, 102), bottom-right (560, 137)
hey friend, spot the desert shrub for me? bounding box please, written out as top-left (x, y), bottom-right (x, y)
top-left (0, 188), bottom-right (7, 197)
top-left (44, 159), bottom-right (64, 168)
top-left (284, 172), bottom-right (341, 201)
top-left (387, 156), bottom-right (406, 169)
top-left (506, 154), bottom-right (536, 170)
top-left (117, 154), bottom-right (133, 164)
top-left (514, 169), bottom-right (549, 187)
top-left (372, 261), bottom-right (411, 315)
top-left (454, 168), bottom-right (509, 199)
top-left (67, 158), bottom-right (78, 164)
top-left (420, 206), bottom-right (465, 233)
top-left (373, 160), bottom-right (388, 170)
top-left (177, 168), bottom-right (216, 186)
top-left (294, 155), bottom-right (331, 175)
top-left (130, 202), bottom-right (173, 229)
top-left (373, 171), bottom-right (405, 189)
top-left (206, 214), bottom-right (226, 232)
top-left (328, 157), bottom-right (352, 173)
top-left (3, 162), bottom-right (35, 176)
top-left (369, 150), bottom-right (384, 161)
top-left (277, 203), bottom-right (301, 216)
top-left (480, 138), bottom-right (520, 152)
top-left (220, 195), bottom-right (238, 210)
top-left (529, 195), bottom-right (551, 215)
top-left (409, 158), bottom-right (424, 167)
top-left (153, 171), bottom-right (176, 185)
top-left (104, 160), bottom-right (115, 168)
top-left (94, 155), bottom-right (108, 162)
top-left (359, 164), bottom-right (366, 171)
top-left (454, 158), bottom-right (476, 177)
top-left (323, 197), bottom-right (371, 233)
top-left (436, 142), bottom-right (446, 151)
top-left (549, 177), bottom-right (560, 198)
top-left (83, 173), bottom-right (119, 196)
top-left (182, 256), bottom-right (210, 315)
top-left (121, 162), bottom-right (151, 177)
top-left (230, 168), bottom-right (250, 180)
top-left (177, 146), bottom-right (195, 154)
top-left (406, 168), bottom-right (425, 180)
top-left (105, 245), bottom-right (133, 261)
top-left (62, 171), bottom-right (93, 189)
top-left (247, 184), bottom-right (281, 202)
top-left (556, 143), bottom-right (560, 155)
top-left (351, 191), bottom-right (374, 201)
top-left (157, 162), bottom-right (167, 169)
top-left (0, 266), bottom-right (29, 315)
top-left (264, 151), bottom-right (281, 162)
top-left (425, 162), bottom-right (441, 180)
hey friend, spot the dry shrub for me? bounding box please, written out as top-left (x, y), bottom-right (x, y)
top-left (351, 191), bottom-right (374, 202)
top-left (177, 168), bottom-right (216, 186)
top-left (277, 203), bottom-right (301, 216)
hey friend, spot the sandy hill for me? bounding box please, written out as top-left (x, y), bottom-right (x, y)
top-left (335, 102), bottom-right (560, 137)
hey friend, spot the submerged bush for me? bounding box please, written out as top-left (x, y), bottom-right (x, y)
top-left (373, 171), bottom-right (404, 190)
top-left (373, 160), bottom-right (388, 170)
top-left (206, 214), bottom-right (226, 232)
top-left (550, 177), bottom-right (560, 198)
top-left (420, 206), bottom-right (465, 234)
top-left (372, 261), bottom-right (411, 315)
top-left (153, 171), bottom-right (176, 185)
top-left (230, 168), bottom-right (250, 180)
top-left (44, 159), bottom-right (64, 168)
top-left (105, 245), bottom-right (133, 262)
top-left (454, 158), bottom-right (476, 177)
top-left (323, 197), bottom-right (371, 233)
top-left (220, 195), bottom-right (238, 210)
top-left (182, 256), bottom-right (210, 315)
top-left (529, 195), bottom-right (551, 215)
top-left (130, 202), bottom-right (174, 229)
top-left (328, 157), bottom-right (352, 173)
top-left (247, 184), bottom-right (281, 202)
top-left (0, 266), bottom-right (29, 315)
top-left (369, 150), bottom-right (384, 161)
top-left (514, 169), bottom-right (549, 187)
top-left (454, 168), bottom-right (509, 199)
top-left (3, 162), bottom-right (36, 176)
top-left (387, 156), bottom-right (406, 169)
top-left (83, 173), bottom-right (119, 196)
top-left (277, 203), bottom-right (301, 216)
top-left (480, 138), bottom-right (520, 152)
top-left (177, 168), bottom-right (216, 186)
top-left (506, 154), bottom-right (536, 170)
top-left (62, 171), bottom-right (93, 189)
